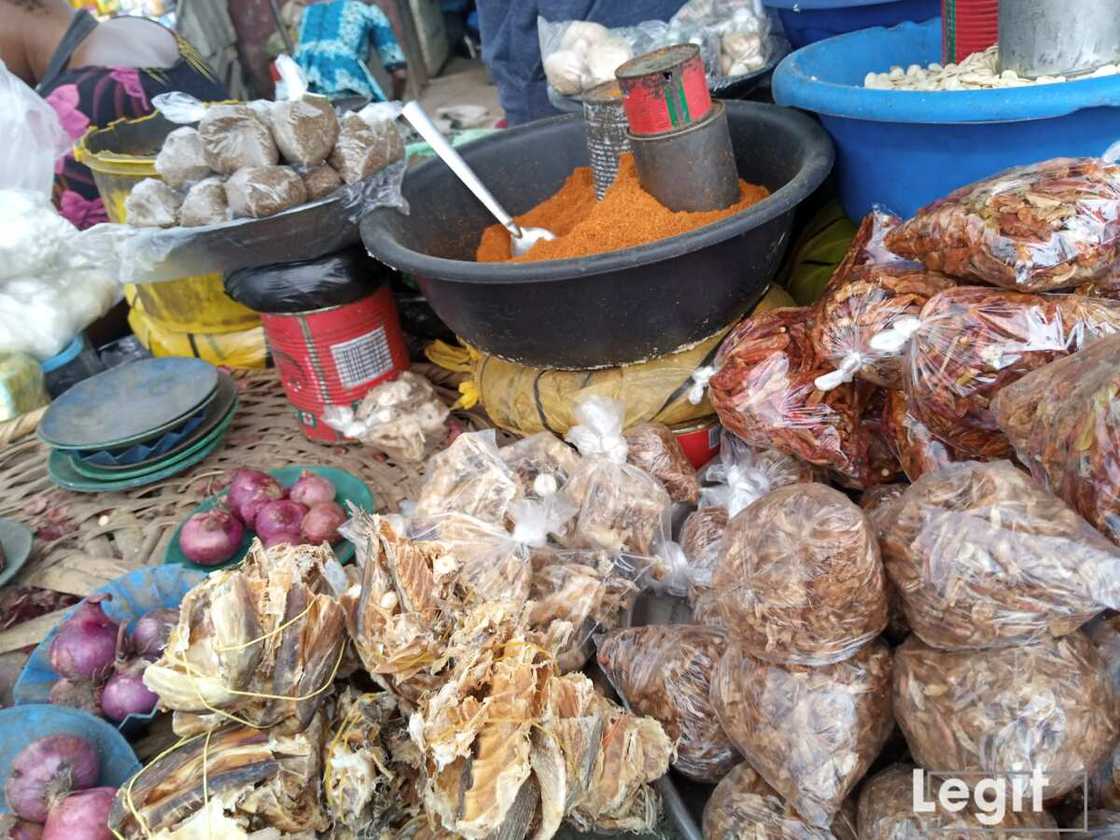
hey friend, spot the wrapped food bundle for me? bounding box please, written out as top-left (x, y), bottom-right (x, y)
top-left (562, 397), bottom-right (671, 555)
top-left (893, 633), bottom-right (1119, 801)
top-left (142, 542), bottom-right (347, 730)
top-left (330, 111), bottom-right (405, 185)
top-left (710, 483), bottom-right (888, 666)
top-left (702, 762), bottom-right (858, 840)
top-left (702, 431), bottom-right (817, 515)
top-left (414, 430), bottom-right (520, 527)
top-left (881, 390), bottom-right (959, 481)
top-left (711, 639), bottom-right (894, 828)
top-left (225, 165), bottom-right (308, 219)
top-left (108, 716), bottom-right (329, 838)
top-left (857, 764), bottom-right (1061, 839)
top-left (179, 176), bottom-right (230, 227)
top-left (679, 506), bottom-right (727, 625)
top-left (861, 387), bottom-right (905, 487)
top-left (500, 431), bottom-right (580, 499)
top-left (596, 624), bottom-right (738, 782)
top-left (125, 177), bottom-right (181, 227)
top-left (992, 332), bottom-right (1120, 544)
top-left (880, 460), bottom-right (1120, 650)
top-left (271, 94), bottom-right (340, 166)
top-left (860, 483), bottom-right (912, 642)
top-left (415, 512), bottom-right (534, 604)
top-left (886, 157), bottom-right (1120, 292)
top-left (710, 307), bottom-right (869, 484)
top-left (302, 162), bottom-right (343, 200)
top-left (153, 125), bottom-right (210, 188)
top-left (623, 422), bottom-right (700, 504)
top-left (903, 287), bottom-right (1120, 457)
top-left (197, 103), bottom-right (279, 174)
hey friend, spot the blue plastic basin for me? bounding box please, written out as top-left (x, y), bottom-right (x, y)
top-left (765, 0), bottom-right (939, 49)
top-left (773, 18), bottom-right (1120, 220)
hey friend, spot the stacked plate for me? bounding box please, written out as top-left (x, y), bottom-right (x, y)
top-left (39, 358), bottom-right (238, 493)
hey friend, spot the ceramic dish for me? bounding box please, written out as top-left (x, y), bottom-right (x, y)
top-left (0, 518), bottom-right (33, 588)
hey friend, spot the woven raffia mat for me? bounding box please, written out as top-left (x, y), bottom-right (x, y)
top-left (0, 364), bottom-right (491, 656)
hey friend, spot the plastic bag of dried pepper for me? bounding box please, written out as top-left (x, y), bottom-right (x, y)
top-left (709, 307), bottom-right (870, 484)
top-left (880, 390), bottom-right (960, 482)
top-left (622, 422), bottom-right (700, 505)
top-left (993, 332), bottom-right (1120, 545)
top-left (886, 157), bottom-right (1120, 293)
top-left (903, 287), bottom-right (1120, 458)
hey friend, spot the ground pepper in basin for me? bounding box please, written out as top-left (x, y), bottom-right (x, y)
top-left (476, 154), bottom-right (769, 263)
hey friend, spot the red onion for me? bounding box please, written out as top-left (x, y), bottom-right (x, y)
top-left (0, 816), bottom-right (42, 840)
top-left (42, 788), bottom-right (115, 840)
top-left (288, 471), bottom-right (336, 507)
top-left (179, 509), bottom-right (243, 566)
top-left (254, 500), bottom-right (307, 544)
top-left (300, 501), bottom-right (346, 544)
top-left (48, 679), bottom-right (102, 715)
top-left (226, 469), bottom-right (285, 523)
top-left (5, 735), bottom-right (99, 822)
top-left (48, 597), bottom-right (118, 681)
top-left (129, 608), bottom-right (178, 660)
top-left (100, 662), bottom-right (158, 722)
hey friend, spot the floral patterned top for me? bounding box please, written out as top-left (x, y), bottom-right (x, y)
top-left (294, 0), bottom-right (406, 101)
top-left (40, 26), bottom-right (226, 230)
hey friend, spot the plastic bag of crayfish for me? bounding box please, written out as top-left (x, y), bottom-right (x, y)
top-left (903, 287), bottom-right (1120, 458)
top-left (880, 389), bottom-right (960, 482)
top-left (886, 157), bottom-right (1120, 293)
top-left (709, 306), bottom-right (870, 484)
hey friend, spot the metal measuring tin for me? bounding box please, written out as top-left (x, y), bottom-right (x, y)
top-left (629, 101), bottom-right (740, 212)
top-left (581, 80), bottom-right (631, 199)
top-left (616, 44), bottom-right (712, 137)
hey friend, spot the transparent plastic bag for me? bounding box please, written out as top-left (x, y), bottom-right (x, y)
top-left (537, 18), bottom-right (651, 96)
top-left (860, 483), bottom-right (912, 642)
top-left (886, 158), bottom-right (1120, 293)
top-left (669, 0), bottom-right (781, 80)
top-left (623, 422), bottom-right (700, 504)
top-left (324, 371), bottom-right (449, 462)
top-left (678, 506), bottom-right (727, 624)
top-left (562, 397), bottom-right (671, 555)
top-left (226, 165), bottom-right (307, 218)
top-left (711, 307), bottom-right (870, 483)
top-left (710, 483), bottom-right (887, 666)
top-left (197, 102), bottom-right (279, 174)
top-left (414, 429), bottom-right (519, 528)
top-left (880, 460), bottom-right (1120, 650)
top-left (0, 60), bottom-right (71, 196)
top-left (894, 633), bottom-right (1118, 802)
top-left (500, 432), bottom-right (580, 499)
top-left (410, 511), bottom-right (532, 604)
top-left (596, 624), bottom-right (738, 783)
top-left (880, 390), bottom-right (959, 482)
top-left (271, 57), bottom-right (340, 167)
top-left (712, 639), bottom-right (894, 828)
top-left (903, 287), bottom-right (1120, 458)
top-left (993, 332), bottom-right (1120, 544)
top-left (154, 126), bottom-right (210, 189)
top-left (857, 764), bottom-right (1061, 840)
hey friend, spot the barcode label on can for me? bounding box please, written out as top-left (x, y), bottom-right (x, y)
top-left (330, 327), bottom-right (394, 389)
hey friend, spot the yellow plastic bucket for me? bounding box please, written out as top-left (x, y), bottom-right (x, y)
top-left (75, 112), bottom-right (261, 340)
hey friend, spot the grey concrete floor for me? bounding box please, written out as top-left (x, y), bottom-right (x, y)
top-left (418, 55), bottom-right (504, 127)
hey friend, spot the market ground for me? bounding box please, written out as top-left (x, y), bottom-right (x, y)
top-left (418, 56), bottom-right (504, 126)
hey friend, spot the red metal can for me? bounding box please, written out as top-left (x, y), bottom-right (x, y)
top-left (672, 416), bottom-right (721, 470)
top-left (615, 44), bottom-right (712, 137)
top-left (942, 0), bottom-right (999, 64)
top-left (262, 285), bottom-right (409, 442)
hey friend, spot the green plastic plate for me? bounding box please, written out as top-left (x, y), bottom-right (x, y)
top-left (163, 465), bottom-right (374, 572)
top-left (0, 519), bottom-right (33, 588)
top-left (48, 412), bottom-right (232, 493)
top-left (39, 357), bottom-right (218, 451)
top-left (68, 397), bottom-right (238, 481)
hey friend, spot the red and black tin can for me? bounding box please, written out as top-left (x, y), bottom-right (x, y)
top-left (615, 44), bottom-right (712, 137)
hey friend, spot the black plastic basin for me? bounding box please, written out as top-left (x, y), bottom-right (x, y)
top-left (361, 101), bottom-right (834, 369)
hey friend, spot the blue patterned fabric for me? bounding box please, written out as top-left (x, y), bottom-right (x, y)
top-left (295, 0), bottom-right (406, 100)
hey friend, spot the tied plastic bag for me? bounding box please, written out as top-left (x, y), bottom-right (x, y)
top-left (596, 624), bottom-right (738, 782)
top-left (409, 512), bottom-right (534, 604)
top-left (709, 483), bottom-right (888, 666)
top-left (622, 422), bottom-right (700, 504)
top-left (886, 158), bottom-right (1120, 293)
top-left (324, 371), bottom-right (449, 462)
top-left (0, 59), bottom-right (72, 196)
top-left (880, 390), bottom-right (959, 482)
top-left (903, 287), bottom-right (1120, 458)
top-left (271, 55), bottom-right (340, 167)
top-left (500, 432), bottom-right (580, 500)
top-left (414, 430), bottom-right (519, 527)
top-left (993, 332), bottom-right (1120, 544)
top-left (893, 633), bottom-right (1119, 802)
top-left (880, 461), bottom-right (1120, 651)
top-left (710, 307), bottom-right (870, 484)
top-left (562, 396), bottom-right (671, 556)
top-left (857, 764), bottom-right (1061, 839)
top-left (711, 639), bottom-right (894, 829)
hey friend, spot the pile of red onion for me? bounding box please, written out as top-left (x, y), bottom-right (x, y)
top-left (47, 596), bottom-right (167, 724)
top-left (178, 469), bottom-right (345, 566)
top-left (3, 734), bottom-right (115, 840)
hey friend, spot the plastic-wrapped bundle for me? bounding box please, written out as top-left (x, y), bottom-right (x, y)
top-left (500, 432), bottom-right (580, 499)
top-left (414, 430), bottom-right (519, 528)
top-left (702, 762), bottom-right (858, 840)
top-left (886, 158), bottom-right (1120, 293)
top-left (324, 371), bottom-right (449, 462)
top-left (197, 103), bottom-right (279, 174)
top-left (711, 639), bottom-right (894, 828)
top-left (861, 388), bottom-right (904, 488)
top-left (271, 95), bottom-right (339, 166)
top-left (623, 422), bottom-right (700, 504)
top-left (153, 126), bottom-right (210, 188)
top-left (596, 624), bottom-right (736, 782)
top-left (179, 177), bottom-right (229, 227)
top-left (710, 307), bottom-right (869, 484)
top-left (860, 483), bottom-right (911, 642)
top-left (710, 483), bottom-right (887, 666)
top-left (903, 287), bottom-right (1120, 458)
top-left (880, 460), bottom-right (1120, 650)
top-left (225, 165), bottom-right (308, 219)
top-left (302, 163), bottom-right (343, 201)
top-left (857, 764), bottom-right (1061, 839)
top-left (893, 633), bottom-right (1119, 801)
top-left (125, 178), bottom-right (181, 227)
top-left (992, 332), bottom-right (1120, 544)
top-left (880, 390), bottom-right (959, 482)
top-left (679, 506), bottom-right (727, 625)
top-left (330, 112), bottom-right (405, 185)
